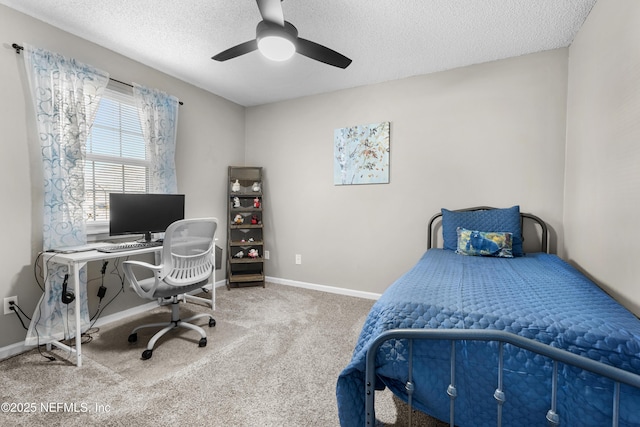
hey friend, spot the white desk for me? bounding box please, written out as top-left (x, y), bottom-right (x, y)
top-left (41, 244), bottom-right (215, 367)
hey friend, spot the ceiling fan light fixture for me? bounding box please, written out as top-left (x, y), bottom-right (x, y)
top-left (258, 35), bottom-right (295, 61)
top-left (213, 7), bottom-right (351, 69)
top-left (256, 20), bottom-right (298, 62)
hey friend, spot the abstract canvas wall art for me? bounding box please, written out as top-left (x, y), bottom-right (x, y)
top-left (334, 121), bottom-right (390, 185)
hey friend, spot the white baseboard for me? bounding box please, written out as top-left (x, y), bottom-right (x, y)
top-left (0, 341), bottom-right (31, 362)
top-left (92, 279), bottom-right (226, 327)
top-left (1, 279), bottom-right (371, 361)
top-left (266, 276), bottom-right (382, 300)
top-left (90, 300), bottom-right (159, 329)
top-left (0, 279), bottom-right (227, 362)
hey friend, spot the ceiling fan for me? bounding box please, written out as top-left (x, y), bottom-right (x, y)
top-left (212, 0), bottom-right (352, 69)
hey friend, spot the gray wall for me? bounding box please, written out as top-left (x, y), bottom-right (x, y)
top-left (3, 0), bottom-right (639, 353)
top-left (564, 0), bottom-right (640, 315)
top-left (245, 49), bottom-right (568, 295)
top-left (0, 5), bottom-right (245, 349)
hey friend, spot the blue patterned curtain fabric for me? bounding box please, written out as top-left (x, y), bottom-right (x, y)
top-left (22, 44), bottom-right (109, 345)
top-left (132, 83), bottom-right (179, 194)
top-left (23, 44), bottom-right (109, 250)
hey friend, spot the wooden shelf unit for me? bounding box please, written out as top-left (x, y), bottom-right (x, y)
top-left (226, 166), bottom-right (265, 289)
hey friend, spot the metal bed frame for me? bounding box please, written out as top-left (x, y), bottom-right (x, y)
top-left (365, 329), bottom-right (640, 427)
top-left (363, 207), bottom-right (640, 426)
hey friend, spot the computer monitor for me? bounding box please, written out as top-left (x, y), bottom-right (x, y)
top-left (109, 193), bottom-right (185, 242)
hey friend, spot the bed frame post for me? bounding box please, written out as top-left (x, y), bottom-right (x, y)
top-left (365, 350), bottom-right (376, 426)
top-left (447, 341), bottom-right (457, 426)
top-left (612, 382), bottom-right (620, 427)
top-left (494, 342), bottom-right (506, 427)
top-left (406, 339), bottom-right (415, 427)
top-left (546, 361), bottom-right (560, 426)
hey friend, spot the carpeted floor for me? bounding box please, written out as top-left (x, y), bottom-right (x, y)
top-left (0, 283), bottom-right (447, 426)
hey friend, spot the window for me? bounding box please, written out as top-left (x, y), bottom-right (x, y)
top-left (84, 84), bottom-right (149, 232)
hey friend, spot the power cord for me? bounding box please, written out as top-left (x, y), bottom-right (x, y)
top-left (28, 252), bottom-right (91, 362)
top-left (33, 251), bottom-right (46, 292)
top-left (28, 254), bottom-right (128, 361)
top-left (30, 252), bottom-right (70, 362)
top-left (7, 303), bottom-right (59, 360)
top-left (89, 259), bottom-right (126, 329)
top-left (6, 293), bottom-right (55, 362)
top-left (90, 261), bottom-right (109, 321)
top-left (7, 301), bottom-right (28, 329)
top-left (31, 296), bottom-right (57, 362)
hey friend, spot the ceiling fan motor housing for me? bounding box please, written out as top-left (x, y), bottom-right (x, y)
top-left (256, 20), bottom-right (298, 61)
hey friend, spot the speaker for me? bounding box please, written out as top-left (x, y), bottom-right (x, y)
top-left (61, 274), bottom-right (75, 304)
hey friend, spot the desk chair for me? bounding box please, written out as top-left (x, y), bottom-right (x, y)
top-left (123, 218), bottom-right (218, 360)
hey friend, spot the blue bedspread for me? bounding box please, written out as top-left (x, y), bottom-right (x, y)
top-left (337, 249), bottom-right (640, 426)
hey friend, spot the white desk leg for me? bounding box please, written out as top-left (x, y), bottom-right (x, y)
top-left (72, 263), bottom-right (83, 367)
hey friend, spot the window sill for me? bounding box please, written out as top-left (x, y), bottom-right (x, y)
top-left (86, 222), bottom-right (137, 242)
top-left (87, 222), bottom-right (108, 240)
top-left (86, 222), bottom-right (162, 243)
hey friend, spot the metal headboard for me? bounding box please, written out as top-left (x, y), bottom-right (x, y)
top-left (427, 206), bottom-right (549, 254)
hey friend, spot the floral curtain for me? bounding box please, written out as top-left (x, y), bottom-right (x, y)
top-left (22, 44), bottom-right (109, 345)
top-left (132, 83), bottom-right (179, 194)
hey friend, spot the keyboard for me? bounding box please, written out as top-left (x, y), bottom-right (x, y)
top-left (96, 241), bottom-right (163, 253)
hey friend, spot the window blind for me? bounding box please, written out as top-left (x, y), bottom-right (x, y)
top-left (84, 86), bottom-right (149, 224)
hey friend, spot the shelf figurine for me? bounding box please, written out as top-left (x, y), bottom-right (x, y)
top-left (233, 197), bottom-right (241, 208)
top-left (231, 179), bottom-right (241, 192)
top-left (233, 250), bottom-right (244, 258)
top-left (234, 214), bottom-right (244, 225)
top-left (251, 215), bottom-right (259, 225)
top-left (252, 182), bottom-right (261, 192)
top-left (253, 197), bottom-right (260, 208)
top-left (248, 249), bottom-right (259, 258)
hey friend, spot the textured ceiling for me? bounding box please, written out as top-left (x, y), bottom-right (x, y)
top-left (1, 0), bottom-right (597, 107)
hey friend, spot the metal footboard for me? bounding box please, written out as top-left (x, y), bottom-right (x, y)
top-left (364, 329), bottom-right (640, 427)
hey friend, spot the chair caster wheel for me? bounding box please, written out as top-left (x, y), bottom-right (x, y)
top-left (209, 318), bottom-right (216, 327)
top-left (199, 337), bottom-right (207, 347)
top-left (128, 333), bottom-right (137, 343)
top-left (141, 349), bottom-right (153, 360)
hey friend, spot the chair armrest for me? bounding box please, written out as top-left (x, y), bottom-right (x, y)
top-left (122, 259), bottom-right (161, 271)
top-left (122, 260), bottom-right (164, 300)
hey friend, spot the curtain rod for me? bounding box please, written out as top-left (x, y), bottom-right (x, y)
top-left (12, 43), bottom-right (183, 106)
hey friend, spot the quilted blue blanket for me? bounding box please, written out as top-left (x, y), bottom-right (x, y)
top-left (337, 249), bottom-right (640, 427)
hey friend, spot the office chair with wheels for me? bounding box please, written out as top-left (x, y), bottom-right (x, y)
top-left (122, 218), bottom-right (218, 360)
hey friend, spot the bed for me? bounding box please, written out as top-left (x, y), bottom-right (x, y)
top-left (336, 206), bottom-right (640, 427)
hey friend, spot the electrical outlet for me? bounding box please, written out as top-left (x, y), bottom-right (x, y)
top-left (264, 250), bottom-right (270, 260)
top-left (295, 254), bottom-right (302, 265)
top-left (4, 296), bottom-right (18, 315)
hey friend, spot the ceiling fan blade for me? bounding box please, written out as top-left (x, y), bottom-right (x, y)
top-left (296, 38), bottom-right (352, 69)
top-left (256, 0), bottom-right (285, 26)
top-left (212, 40), bottom-right (258, 62)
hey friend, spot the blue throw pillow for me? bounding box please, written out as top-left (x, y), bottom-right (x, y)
top-left (456, 228), bottom-right (513, 258)
top-left (442, 206), bottom-right (523, 256)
